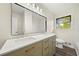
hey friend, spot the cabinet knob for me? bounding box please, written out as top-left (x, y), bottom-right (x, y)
top-left (45, 47), bottom-right (49, 50)
top-left (32, 47), bottom-right (35, 49)
top-left (25, 50), bottom-right (28, 52)
top-left (25, 47), bottom-right (35, 52)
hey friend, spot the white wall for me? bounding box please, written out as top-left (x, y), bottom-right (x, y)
top-left (46, 12), bottom-right (55, 32)
top-left (0, 4), bottom-right (11, 48)
top-left (55, 7), bottom-right (79, 48)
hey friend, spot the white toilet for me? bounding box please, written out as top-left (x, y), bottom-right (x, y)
top-left (56, 38), bottom-right (65, 48)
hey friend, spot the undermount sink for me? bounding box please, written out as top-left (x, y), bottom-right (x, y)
top-left (31, 34), bottom-right (45, 38)
top-left (14, 37), bottom-right (36, 43)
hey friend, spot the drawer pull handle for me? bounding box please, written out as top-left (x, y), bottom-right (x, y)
top-left (44, 40), bottom-right (49, 43)
top-left (32, 47), bottom-right (35, 49)
top-left (25, 47), bottom-right (35, 52)
top-left (25, 50), bottom-right (28, 52)
top-left (45, 47), bottom-right (49, 49)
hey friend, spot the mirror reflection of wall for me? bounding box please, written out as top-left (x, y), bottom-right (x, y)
top-left (32, 12), bottom-right (45, 33)
top-left (24, 9), bottom-right (33, 34)
top-left (24, 10), bottom-right (46, 34)
top-left (12, 4), bottom-right (24, 35)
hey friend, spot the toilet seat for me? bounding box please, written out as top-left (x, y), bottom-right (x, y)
top-left (56, 38), bottom-right (65, 48)
top-left (56, 38), bottom-right (65, 43)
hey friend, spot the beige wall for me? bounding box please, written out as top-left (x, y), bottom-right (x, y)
top-left (46, 13), bottom-right (55, 32)
top-left (0, 4), bottom-right (11, 48)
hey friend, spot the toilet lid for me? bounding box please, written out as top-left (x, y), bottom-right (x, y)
top-left (56, 38), bottom-right (65, 43)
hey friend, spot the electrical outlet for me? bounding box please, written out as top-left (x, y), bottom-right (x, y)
top-left (64, 42), bottom-right (71, 45)
top-left (69, 43), bottom-right (71, 45)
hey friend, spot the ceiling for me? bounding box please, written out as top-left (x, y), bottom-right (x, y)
top-left (41, 3), bottom-right (79, 16)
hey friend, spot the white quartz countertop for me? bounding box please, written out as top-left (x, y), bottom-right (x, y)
top-left (0, 33), bottom-right (56, 55)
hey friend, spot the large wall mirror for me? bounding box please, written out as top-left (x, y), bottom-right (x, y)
top-left (11, 3), bottom-right (47, 36)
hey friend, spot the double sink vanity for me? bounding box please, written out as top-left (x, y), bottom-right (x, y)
top-left (0, 33), bottom-right (56, 56)
top-left (0, 3), bottom-right (56, 56)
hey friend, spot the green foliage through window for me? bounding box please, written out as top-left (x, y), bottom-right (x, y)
top-left (56, 15), bottom-right (71, 29)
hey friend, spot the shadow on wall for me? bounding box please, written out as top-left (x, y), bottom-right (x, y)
top-left (0, 39), bottom-right (7, 49)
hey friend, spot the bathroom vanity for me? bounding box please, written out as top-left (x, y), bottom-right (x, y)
top-left (0, 4), bottom-right (56, 56)
top-left (0, 33), bottom-right (56, 56)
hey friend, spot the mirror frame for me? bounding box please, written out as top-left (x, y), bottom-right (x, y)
top-left (11, 3), bottom-right (47, 36)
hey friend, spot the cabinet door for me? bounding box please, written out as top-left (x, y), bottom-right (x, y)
top-left (43, 39), bottom-right (49, 56)
top-left (49, 37), bottom-right (53, 56)
top-left (49, 35), bottom-right (56, 56)
top-left (43, 39), bottom-right (49, 48)
top-left (43, 46), bottom-right (49, 56)
top-left (52, 35), bottom-right (56, 55)
top-left (33, 41), bottom-right (43, 56)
